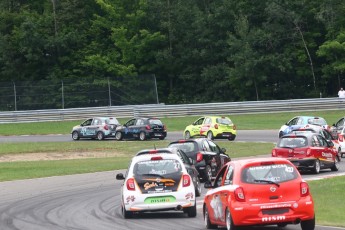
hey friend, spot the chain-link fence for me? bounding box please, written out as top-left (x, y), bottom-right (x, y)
top-left (0, 75), bottom-right (159, 111)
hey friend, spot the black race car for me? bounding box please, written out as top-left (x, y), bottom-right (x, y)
top-left (168, 138), bottom-right (231, 182)
top-left (115, 117), bottom-right (167, 141)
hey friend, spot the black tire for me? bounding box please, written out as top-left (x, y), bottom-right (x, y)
top-left (139, 131), bottom-right (146, 141)
top-left (195, 177), bottom-right (202, 197)
top-left (71, 131), bottom-right (79, 140)
top-left (122, 206), bottom-right (133, 219)
top-left (207, 131), bottom-right (214, 140)
top-left (186, 202), bottom-right (197, 217)
top-left (159, 136), bottom-right (165, 140)
top-left (115, 131), bottom-right (123, 140)
top-left (204, 206), bottom-right (217, 229)
top-left (225, 208), bottom-right (237, 230)
top-left (228, 135), bottom-right (236, 141)
top-left (277, 223), bottom-right (288, 228)
top-left (204, 165), bottom-right (213, 182)
top-left (331, 156), bottom-right (340, 171)
top-left (185, 131), bottom-right (191, 139)
top-left (301, 216), bottom-right (315, 230)
top-left (312, 159), bottom-right (320, 174)
top-left (96, 131), bottom-right (104, 140)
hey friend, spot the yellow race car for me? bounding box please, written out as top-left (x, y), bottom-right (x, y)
top-left (184, 116), bottom-right (236, 141)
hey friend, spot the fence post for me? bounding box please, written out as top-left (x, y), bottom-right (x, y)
top-left (13, 81), bottom-right (17, 111)
top-left (108, 77), bottom-right (112, 106)
top-left (61, 80), bottom-right (65, 109)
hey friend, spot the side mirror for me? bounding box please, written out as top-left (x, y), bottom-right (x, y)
top-left (204, 181), bottom-right (213, 189)
top-left (116, 173), bottom-right (125, 180)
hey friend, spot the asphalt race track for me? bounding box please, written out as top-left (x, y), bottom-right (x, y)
top-left (0, 130), bottom-right (344, 230)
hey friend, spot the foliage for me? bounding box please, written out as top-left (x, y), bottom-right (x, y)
top-left (1, 0), bottom-right (345, 108)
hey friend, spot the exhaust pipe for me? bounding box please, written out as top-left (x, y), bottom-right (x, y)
top-left (175, 205), bottom-right (183, 211)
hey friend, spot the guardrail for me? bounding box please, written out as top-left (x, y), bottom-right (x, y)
top-left (0, 97), bottom-right (344, 123)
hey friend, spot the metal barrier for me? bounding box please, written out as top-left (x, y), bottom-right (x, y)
top-left (0, 97), bottom-right (345, 123)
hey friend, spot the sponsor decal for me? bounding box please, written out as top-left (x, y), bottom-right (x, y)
top-left (185, 192), bottom-right (194, 200)
top-left (126, 195), bottom-right (135, 203)
top-left (322, 152), bottom-right (333, 158)
top-left (210, 194), bottom-right (224, 221)
top-left (270, 186), bottom-right (277, 192)
top-left (260, 204), bottom-right (291, 209)
top-left (262, 216), bottom-right (286, 222)
top-left (144, 182), bottom-right (158, 190)
top-left (293, 203), bottom-right (299, 208)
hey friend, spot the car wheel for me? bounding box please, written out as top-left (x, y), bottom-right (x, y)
top-left (204, 165), bottom-right (213, 182)
top-left (207, 131), bottom-right (214, 140)
top-left (331, 156), bottom-right (340, 171)
top-left (301, 216), bottom-right (315, 230)
top-left (115, 131), bottom-right (123, 140)
top-left (204, 206), bottom-right (217, 229)
top-left (195, 177), bottom-right (202, 197)
top-left (184, 131), bottom-right (191, 139)
top-left (159, 136), bottom-right (165, 140)
top-left (277, 223), bottom-right (288, 228)
top-left (71, 131), bottom-right (79, 140)
top-left (225, 208), bottom-right (237, 230)
top-left (312, 159), bottom-right (320, 174)
top-left (228, 135), bottom-right (236, 141)
top-left (96, 131), bottom-right (104, 140)
top-left (186, 202), bottom-right (197, 217)
top-left (122, 206), bottom-right (133, 219)
top-left (139, 131), bottom-right (146, 141)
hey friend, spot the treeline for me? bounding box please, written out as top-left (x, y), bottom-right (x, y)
top-left (1, 0), bottom-right (345, 106)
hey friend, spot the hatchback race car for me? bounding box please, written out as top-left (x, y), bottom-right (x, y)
top-left (272, 133), bottom-right (339, 174)
top-left (71, 117), bottom-right (120, 140)
top-left (203, 157), bottom-right (315, 230)
top-left (115, 117), bottom-right (167, 141)
top-left (168, 138), bottom-right (231, 182)
top-left (184, 116), bottom-right (237, 141)
top-left (136, 148), bottom-right (202, 197)
top-left (116, 151), bottom-right (196, 218)
top-left (278, 116), bottom-right (329, 138)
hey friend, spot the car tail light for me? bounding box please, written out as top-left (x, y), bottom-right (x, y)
top-left (214, 124), bottom-right (218, 129)
top-left (196, 152), bottom-right (203, 162)
top-left (104, 125), bottom-right (109, 130)
top-left (306, 149), bottom-right (311, 156)
top-left (234, 187), bottom-right (245, 202)
top-left (300, 182), bottom-right (310, 197)
top-left (126, 178), bottom-right (135, 191)
top-left (233, 125), bottom-right (237, 130)
top-left (145, 125), bottom-right (151, 130)
top-left (339, 134), bottom-right (344, 141)
top-left (272, 149), bottom-right (277, 157)
top-left (151, 156), bottom-right (163, 161)
top-left (182, 174), bottom-right (191, 187)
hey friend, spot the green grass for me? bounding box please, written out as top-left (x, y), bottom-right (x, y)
top-left (309, 176), bottom-right (345, 227)
top-left (1, 110), bottom-right (345, 135)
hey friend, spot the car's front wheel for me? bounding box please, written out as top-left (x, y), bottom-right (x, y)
top-left (301, 216), bottom-right (315, 230)
top-left (331, 156), bottom-right (340, 171)
top-left (96, 131), bottom-right (104, 140)
top-left (184, 131), bottom-right (191, 139)
top-left (313, 159), bottom-right (320, 174)
top-left (225, 208), bottom-right (237, 230)
top-left (115, 131), bottom-right (123, 140)
top-left (204, 206), bottom-right (217, 229)
top-left (72, 131), bottom-right (79, 140)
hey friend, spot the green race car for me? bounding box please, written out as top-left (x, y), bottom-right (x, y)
top-left (184, 116), bottom-right (237, 141)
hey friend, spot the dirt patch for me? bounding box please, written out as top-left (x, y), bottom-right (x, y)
top-left (0, 151), bottom-right (127, 162)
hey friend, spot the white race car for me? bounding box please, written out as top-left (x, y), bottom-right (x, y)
top-left (116, 150), bottom-right (196, 218)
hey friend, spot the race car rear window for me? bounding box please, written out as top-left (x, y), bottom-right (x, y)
top-left (277, 137), bottom-right (307, 148)
top-left (168, 142), bottom-right (197, 153)
top-left (241, 164), bottom-right (298, 184)
top-left (134, 159), bottom-right (182, 175)
top-left (149, 119), bottom-right (163, 125)
top-left (307, 118), bottom-right (327, 126)
top-left (216, 118), bottom-right (233, 125)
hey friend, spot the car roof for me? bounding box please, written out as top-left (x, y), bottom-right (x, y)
top-left (229, 157), bottom-right (293, 168)
top-left (132, 151), bottom-right (182, 162)
top-left (136, 147), bottom-right (178, 156)
top-left (281, 132), bottom-right (315, 138)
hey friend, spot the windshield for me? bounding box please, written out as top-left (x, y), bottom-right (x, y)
top-left (242, 163), bottom-right (298, 184)
top-left (277, 137), bottom-right (307, 148)
top-left (149, 119), bottom-right (163, 125)
top-left (168, 142), bottom-right (197, 154)
top-left (216, 117), bottom-right (232, 125)
top-left (134, 159), bottom-right (182, 176)
top-left (307, 118), bottom-right (327, 126)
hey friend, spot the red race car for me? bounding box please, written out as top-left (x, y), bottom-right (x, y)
top-left (203, 157), bottom-right (315, 230)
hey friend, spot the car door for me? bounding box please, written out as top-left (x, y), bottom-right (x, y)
top-left (190, 117), bottom-right (204, 136)
top-left (123, 118), bottom-right (136, 138)
top-left (335, 118), bottom-right (345, 133)
top-left (200, 117), bottom-right (212, 136)
top-left (315, 135), bottom-right (336, 168)
top-left (79, 118), bottom-right (94, 138)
